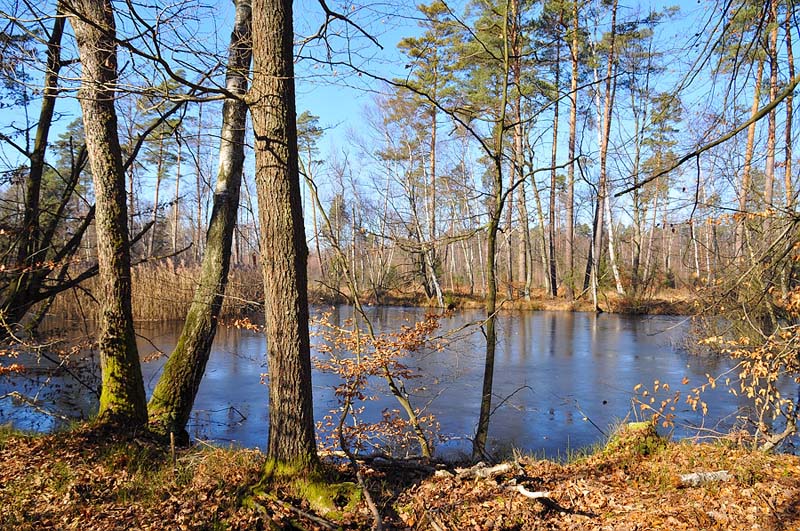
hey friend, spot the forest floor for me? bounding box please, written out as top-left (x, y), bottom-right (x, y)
top-left (1, 422), bottom-right (798, 530)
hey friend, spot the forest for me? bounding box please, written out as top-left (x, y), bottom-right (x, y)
top-left (1, 0), bottom-right (800, 529)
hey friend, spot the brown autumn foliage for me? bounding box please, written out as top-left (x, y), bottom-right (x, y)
top-left (396, 426), bottom-right (800, 530)
top-left (312, 311), bottom-right (444, 457)
top-left (1, 422), bottom-right (799, 530)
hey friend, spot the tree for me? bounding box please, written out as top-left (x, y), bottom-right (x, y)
top-left (249, 0), bottom-right (317, 466)
top-left (563, 0), bottom-right (584, 300)
top-left (148, 0), bottom-right (252, 439)
top-left (297, 110), bottom-right (326, 280)
top-left (0, 3), bottom-right (95, 336)
top-left (461, 0), bottom-right (517, 460)
top-left (390, 1), bottom-right (461, 306)
top-left (67, 0), bottom-right (146, 425)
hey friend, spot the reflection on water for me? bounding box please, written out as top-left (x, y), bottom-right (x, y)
top-left (1, 307), bottom-right (793, 458)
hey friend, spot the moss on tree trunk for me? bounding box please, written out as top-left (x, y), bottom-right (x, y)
top-left (249, 0), bottom-right (318, 467)
top-left (147, 0), bottom-right (252, 440)
top-left (68, 0), bottom-right (146, 425)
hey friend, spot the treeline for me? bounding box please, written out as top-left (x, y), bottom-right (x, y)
top-left (301, 0), bottom-right (797, 310)
top-left (2, 1), bottom-right (793, 315)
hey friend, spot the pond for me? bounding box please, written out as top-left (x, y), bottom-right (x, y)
top-left (1, 307), bottom-right (792, 459)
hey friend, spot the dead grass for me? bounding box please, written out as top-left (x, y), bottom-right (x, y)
top-left (48, 260), bottom-right (264, 323)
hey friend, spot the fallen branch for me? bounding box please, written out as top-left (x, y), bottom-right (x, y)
top-left (455, 462), bottom-right (511, 480)
top-left (678, 470), bottom-right (731, 488)
top-left (512, 484), bottom-right (552, 499)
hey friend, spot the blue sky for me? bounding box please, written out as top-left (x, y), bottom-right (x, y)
top-left (0, 0), bottom-right (745, 228)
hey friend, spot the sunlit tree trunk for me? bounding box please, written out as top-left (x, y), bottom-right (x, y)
top-left (510, 0), bottom-right (531, 300)
top-left (148, 134), bottom-right (165, 256)
top-left (195, 104), bottom-right (204, 262)
top-left (148, 0), bottom-right (252, 439)
top-left (68, 0), bottom-right (146, 425)
top-left (250, 0), bottom-right (317, 465)
top-left (505, 173), bottom-right (514, 300)
top-left (427, 98), bottom-right (444, 307)
top-left (785, 6), bottom-right (794, 210)
top-left (548, 11), bottom-right (562, 298)
top-left (172, 132), bottom-right (182, 255)
top-left (642, 186), bottom-right (659, 289)
top-left (735, 59), bottom-right (763, 260)
top-left (529, 156), bottom-right (552, 294)
top-left (764, 0), bottom-right (778, 218)
top-left (565, 0), bottom-right (579, 301)
top-left (590, 0), bottom-right (619, 308)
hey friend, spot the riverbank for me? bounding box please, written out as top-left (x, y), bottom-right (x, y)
top-left (2, 423), bottom-right (797, 530)
top-left (308, 286), bottom-right (695, 316)
top-left (46, 262), bottom-right (695, 324)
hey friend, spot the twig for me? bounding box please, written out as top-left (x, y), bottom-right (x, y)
top-left (272, 498), bottom-right (339, 530)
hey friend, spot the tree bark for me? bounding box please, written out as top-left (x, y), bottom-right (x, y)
top-left (785, 6), bottom-right (795, 210)
top-left (565, 0), bottom-right (579, 301)
top-left (148, 0), bottom-right (252, 439)
top-left (548, 12), bottom-right (562, 298)
top-left (250, 0), bottom-right (317, 465)
top-left (0, 3), bottom-right (67, 333)
top-left (735, 59), bottom-right (763, 260)
top-left (68, 0), bottom-right (146, 425)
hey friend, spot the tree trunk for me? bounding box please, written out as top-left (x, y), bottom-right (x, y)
top-left (148, 134), bottom-right (165, 256)
top-left (764, 0), bottom-right (778, 213)
top-left (605, 185), bottom-right (625, 295)
top-left (474, 4), bottom-right (512, 460)
top-left (0, 4), bottom-right (66, 332)
top-left (735, 59), bottom-right (763, 260)
top-left (172, 132), bottom-right (182, 255)
top-left (428, 100), bottom-right (443, 306)
top-left (548, 12), bottom-right (562, 298)
top-left (250, 0), bottom-right (317, 466)
top-left (509, 0), bottom-right (531, 300)
top-left (148, 0), bottom-right (252, 439)
top-left (642, 187), bottom-right (659, 290)
top-left (195, 103), bottom-right (204, 262)
top-left (565, 0), bottom-right (579, 301)
top-left (592, 0), bottom-right (619, 304)
top-left (505, 171), bottom-right (514, 300)
top-left (68, 0), bottom-right (146, 425)
top-left (785, 6), bottom-right (795, 210)
top-left (525, 132), bottom-right (551, 294)
top-left (474, 164), bottom-right (501, 460)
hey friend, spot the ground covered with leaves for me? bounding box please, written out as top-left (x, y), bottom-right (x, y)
top-left (1, 423), bottom-right (798, 530)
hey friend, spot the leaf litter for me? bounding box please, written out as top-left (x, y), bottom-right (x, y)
top-left (1, 423), bottom-right (799, 530)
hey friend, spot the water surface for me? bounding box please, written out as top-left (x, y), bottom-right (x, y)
top-left (0, 307), bottom-right (785, 458)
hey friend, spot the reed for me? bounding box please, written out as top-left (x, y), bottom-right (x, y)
top-left (48, 259), bottom-right (264, 323)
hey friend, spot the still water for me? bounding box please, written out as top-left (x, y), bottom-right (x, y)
top-left (0, 307), bottom-right (782, 458)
